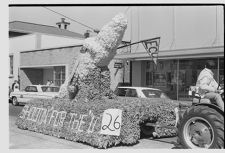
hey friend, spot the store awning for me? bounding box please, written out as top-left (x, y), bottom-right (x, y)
top-left (114, 46), bottom-right (224, 60)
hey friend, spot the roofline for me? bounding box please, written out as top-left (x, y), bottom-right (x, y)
top-left (20, 44), bottom-right (83, 53)
top-left (10, 21), bottom-right (63, 30)
top-left (115, 45), bottom-right (224, 60)
top-left (9, 21), bottom-right (85, 39)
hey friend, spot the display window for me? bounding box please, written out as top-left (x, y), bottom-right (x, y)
top-left (145, 57), bottom-right (224, 100)
top-left (178, 58), bottom-right (218, 100)
top-left (146, 60), bottom-right (178, 100)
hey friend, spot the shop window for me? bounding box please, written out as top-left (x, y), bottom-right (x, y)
top-left (178, 58), bottom-right (218, 100)
top-left (145, 58), bottom-right (221, 101)
top-left (9, 55), bottom-right (13, 76)
top-left (53, 66), bottom-right (65, 87)
top-left (146, 60), bottom-right (178, 100)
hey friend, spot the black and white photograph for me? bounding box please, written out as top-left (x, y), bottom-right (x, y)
top-left (5, 0), bottom-right (224, 150)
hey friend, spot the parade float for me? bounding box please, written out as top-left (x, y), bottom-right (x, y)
top-left (16, 13), bottom-right (181, 148)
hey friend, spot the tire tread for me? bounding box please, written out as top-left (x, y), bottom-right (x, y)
top-left (177, 105), bottom-right (224, 148)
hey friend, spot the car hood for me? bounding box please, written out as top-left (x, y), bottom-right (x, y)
top-left (168, 99), bottom-right (192, 107)
top-left (11, 91), bottom-right (58, 97)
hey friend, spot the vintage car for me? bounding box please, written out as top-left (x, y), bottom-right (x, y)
top-left (114, 86), bottom-right (192, 107)
top-left (10, 85), bottom-right (59, 106)
top-left (114, 86), bottom-right (170, 99)
top-left (115, 86), bottom-right (192, 137)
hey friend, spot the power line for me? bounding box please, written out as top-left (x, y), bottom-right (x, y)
top-left (124, 6), bottom-right (130, 14)
top-left (43, 7), bottom-right (96, 31)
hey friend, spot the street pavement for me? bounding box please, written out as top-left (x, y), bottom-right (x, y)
top-left (9, 104), bottom-right (177, 149)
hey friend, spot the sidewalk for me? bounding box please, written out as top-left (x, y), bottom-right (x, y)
top-left (9, 116), bottom-right (92, 149)
top-left (9, 128), bottom-right (94, 149)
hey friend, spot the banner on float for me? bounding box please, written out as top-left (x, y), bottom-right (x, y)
top-left (100, 109), bottom-right (122, 136)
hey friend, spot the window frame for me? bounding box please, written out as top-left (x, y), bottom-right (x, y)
top-left (125, 88), bottom-right (138, 97)
top-left (25, 86), bottom-right (38, 92)
top-left (116, 88), bottom-right (127, 97)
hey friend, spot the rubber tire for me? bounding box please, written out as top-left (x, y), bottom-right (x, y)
top-left (177, 105), bottom-right (224, 149)
top-left (12, 97), bottom-right (19, 106)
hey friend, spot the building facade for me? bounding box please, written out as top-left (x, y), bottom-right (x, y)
top-left (113, 6), bottom-right (224, 100)
top-left (115, 46), bottom-right (224, 100)
top-left (19, 45), bottom-right (81, 90)
top-left (9, 21), bottom-right (84, 89)
top-left (9, 21), bottom-right (128, 90)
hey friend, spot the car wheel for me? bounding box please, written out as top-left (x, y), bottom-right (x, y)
top-left (12, 97), bottom-right (19, 106)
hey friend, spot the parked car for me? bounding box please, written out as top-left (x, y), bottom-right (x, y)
top-left (114, 86), bottom-right (170, 99)
top-left (114, 86), bottom-right (192, 106)
top-left (9, 85), bottom-right (59, 106)
top-left (115, 86), bottom-right (192, 137)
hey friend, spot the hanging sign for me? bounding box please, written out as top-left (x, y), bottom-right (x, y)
top-left (100, 109), bottom-right (122, 136)
top-left (142, 37), bottom-right (160, 65)
top-left (114, 62), bottom-right (123, 69)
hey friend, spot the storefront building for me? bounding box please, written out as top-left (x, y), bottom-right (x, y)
top-left (9, 21), bottom-right (131, 90)
top-left (9, 20), bottom-right (129, 90)
top-left (115, 46), bottom-right (224, 100)
top-left (114, 6), bottom-right (224, 100)
top-left (19, 45), bottom-right (82, 89)
top-left (9, 21), bottom-right (84, 89)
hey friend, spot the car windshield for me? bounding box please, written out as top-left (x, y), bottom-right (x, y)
top-left (114, 88), bottom-right (127, 96)
top-left (41, 86), bottom-right (59, 92)
top-left (142, 89), bottom-right (170, 99)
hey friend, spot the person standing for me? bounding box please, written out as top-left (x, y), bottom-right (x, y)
top-left (9, 86), bottom-right (12, 97)
top-left (11, 80), bottom-right (16, 91)
top-left (13, 80), bottom-right (20, 92)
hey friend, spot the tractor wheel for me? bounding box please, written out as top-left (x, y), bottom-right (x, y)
top-left (177, 105), bottom-right (224, 148)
